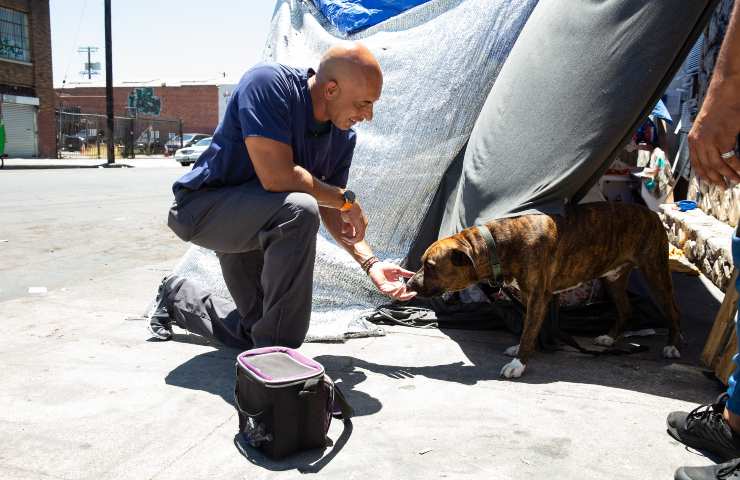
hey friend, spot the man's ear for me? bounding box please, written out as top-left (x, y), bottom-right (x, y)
top-left (325, 80), bottom-right (339, 99)
top-left (450, 247), bottom-right (474, 268)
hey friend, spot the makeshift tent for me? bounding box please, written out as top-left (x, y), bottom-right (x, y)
top-left (169, 0), bottom-right (718, 341)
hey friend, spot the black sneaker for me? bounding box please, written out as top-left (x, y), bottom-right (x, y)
top-left (147, 276), bottom-right (174, 341)
top-left (675, 458), bottom-right (740, 480)
top-left (667, 394), bottom-right (740, 462)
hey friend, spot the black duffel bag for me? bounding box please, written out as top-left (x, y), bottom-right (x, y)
top-left (234, 347), bottom-right (352, 460)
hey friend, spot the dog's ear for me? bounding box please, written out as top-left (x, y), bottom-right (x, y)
top-left (450, 247), bottom-right (474, 268)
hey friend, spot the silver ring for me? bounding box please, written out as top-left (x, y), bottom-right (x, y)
top-left (721, 150), bottom-right (736, 160)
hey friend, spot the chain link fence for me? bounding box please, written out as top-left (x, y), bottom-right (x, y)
top-left (56, 109), bottom-right (183, 160)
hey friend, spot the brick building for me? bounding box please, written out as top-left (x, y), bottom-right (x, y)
top-left (56, 82), bottom-right (234, 136)
top-left (0, 0), bottom-right (54, 157)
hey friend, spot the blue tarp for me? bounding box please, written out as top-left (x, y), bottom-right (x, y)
top-left (312, 0), bottom-right (433, 34)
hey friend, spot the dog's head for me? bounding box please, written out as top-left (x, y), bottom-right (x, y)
top-left (406, 233), bottom-right (480, 298)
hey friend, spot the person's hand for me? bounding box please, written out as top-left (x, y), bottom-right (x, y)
top-left (367, 261), bottom-right (416, 301)
top-left (688, 99), bottom-right (740, 186)
top-left (339, 201), bottom-right (368, 245)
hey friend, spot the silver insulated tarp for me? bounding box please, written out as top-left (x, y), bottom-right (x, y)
top-left (168, 0), bottom-right (716, 341)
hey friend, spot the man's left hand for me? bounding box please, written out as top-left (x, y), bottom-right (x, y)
top-left (368, 261), bottom-right (416, 301)
top-left (339, 201), bottom-right (368, 245)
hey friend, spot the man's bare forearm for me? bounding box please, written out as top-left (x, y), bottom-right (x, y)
top-left (339, 239), bottom-right (374, 265)
top-left (265, 165), bottom-right (346, 209)
top-left (244, 136), bottom-right (347, 208)
top-left (704, 2), bottom-right (740, 112)
top-left (345, 239), bottom-right (374, 264)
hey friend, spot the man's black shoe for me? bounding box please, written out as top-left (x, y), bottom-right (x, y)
top-left (675, 458), bottom-right (740, 480)
top-left (667, 394), bottom-right (740, 462)
top-left (147, 276), bottom-right (174, 341)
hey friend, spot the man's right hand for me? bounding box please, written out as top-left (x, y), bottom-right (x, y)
top-left (339, 201), bottom-right (368, 245)
top-left (688, 105), bottom-right (740, 186)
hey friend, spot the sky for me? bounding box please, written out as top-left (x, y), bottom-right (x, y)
top-left (50, 0), bottom-right (277, 88)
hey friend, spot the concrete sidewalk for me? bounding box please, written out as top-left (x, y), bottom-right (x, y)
top-left (0, 166), bottom-right (729, 479)
top-left (0, 265), bottom-right (725, 480)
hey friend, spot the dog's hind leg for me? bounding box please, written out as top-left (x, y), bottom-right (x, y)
top-left (596, 269), bottom-right (634, 347)
top-left (640, 254), bottom-right (682, 358)
top-left (501, 290), bottom-right (551, 379)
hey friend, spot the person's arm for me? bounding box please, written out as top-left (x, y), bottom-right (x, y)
top-left (689, 1), bottom-right (740, 185)
top-left (656, 118), bottom-right (669, 153)
top-left (246, 136), bottom-right (344, 207)
top-left (320, 206), bottom-right (416, 301)
top-left (244, 136), bottom-right (367, 244)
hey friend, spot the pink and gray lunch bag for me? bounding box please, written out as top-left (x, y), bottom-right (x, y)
top-left (234, 347), bottom-right (353, 459)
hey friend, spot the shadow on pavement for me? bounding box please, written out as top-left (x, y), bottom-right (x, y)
top-left (163, 271), bottom-right (725, 410)
top-left (232, 420), bottom-right (353, 473)
top-left (164, 349), bottom-right (384, 417)
top-left (160, 271), bottom-right (724, 470)
top-left (164, 347), bottom-right (381, 473)
top-left (164, 349), bottom-right (236, 403)
top-left (321, 272), bottom-right (725, 406)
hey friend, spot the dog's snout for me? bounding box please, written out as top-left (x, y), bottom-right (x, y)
top-left (406, 271), bottom-right (423, 293)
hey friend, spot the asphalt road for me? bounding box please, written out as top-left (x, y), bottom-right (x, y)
top-left (0, 161), bottom-right (187, 302)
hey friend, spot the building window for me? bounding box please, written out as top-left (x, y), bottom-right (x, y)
top-left (0, 7), bottom-right (30, 62)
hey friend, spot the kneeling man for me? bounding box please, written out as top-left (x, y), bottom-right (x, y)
top-left (149, 42), bottom-right (415, 348)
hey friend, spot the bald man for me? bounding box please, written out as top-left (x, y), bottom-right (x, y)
top-left (150, 43), bottom-right (415, 348)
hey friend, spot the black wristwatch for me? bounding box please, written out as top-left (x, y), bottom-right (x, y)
top-left (340, 189), bottom-right (356, 212)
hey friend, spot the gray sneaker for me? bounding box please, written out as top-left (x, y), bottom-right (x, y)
top-left (675, 458), bottom-right (740, 480)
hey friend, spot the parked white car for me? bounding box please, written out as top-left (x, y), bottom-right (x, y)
top-left (174, 137), bottom-right (212, 166)
top-left (165, 133), bottom-right (210, 156)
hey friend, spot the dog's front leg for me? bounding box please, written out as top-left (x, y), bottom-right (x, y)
top-left (504, 290), bottom-right (527, 357)
top-left (501, 291), bottom-right (551, 379)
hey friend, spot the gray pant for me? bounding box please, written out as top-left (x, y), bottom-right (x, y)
top-left (167, 181), bottom-right (319, 349)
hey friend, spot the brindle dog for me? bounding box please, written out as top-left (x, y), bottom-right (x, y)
top-left (405, 202), bottom-right (681, 379)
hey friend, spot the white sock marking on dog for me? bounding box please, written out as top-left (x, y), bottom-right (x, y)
top-left (594, 335), bottom-right (615, 347)
top-left (504, 344), bottom-right (519, 357)
top-left (662, 345), bottom-right (681, 359)
top-left (500, 358), bottom-right (526, 379)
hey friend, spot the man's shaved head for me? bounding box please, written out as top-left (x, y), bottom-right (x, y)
top-left (309, 42), bottom-right (383, 131)
top-left (316, 42), bottom-right (382, 88)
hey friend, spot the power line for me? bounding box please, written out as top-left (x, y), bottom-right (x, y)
top-left (60, 0), bottom-right (88, 89)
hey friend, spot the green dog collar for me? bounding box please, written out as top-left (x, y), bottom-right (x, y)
top-left (476, 225), bottom-right (503, 284)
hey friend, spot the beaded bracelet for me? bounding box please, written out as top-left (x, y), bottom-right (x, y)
top-left (361, 256), bottom-right (380, 275)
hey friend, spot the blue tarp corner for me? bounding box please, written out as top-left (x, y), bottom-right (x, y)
top-left (312, 0), bottom-right (432, 34)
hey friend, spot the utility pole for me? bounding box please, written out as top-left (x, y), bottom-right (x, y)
top-left (77, 46), bottom-right (99, 79)
top-left (104, 0), bottom-right (114, 164)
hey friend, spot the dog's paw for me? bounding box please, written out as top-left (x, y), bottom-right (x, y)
top-left (500, 359), bottom-right (526, 379)
top-left (504, 344), bottom-right (519, 357)
top-left (662, 345), bottom-right (681, 359)
top-left (593, 335), bottom-right (615, 347)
